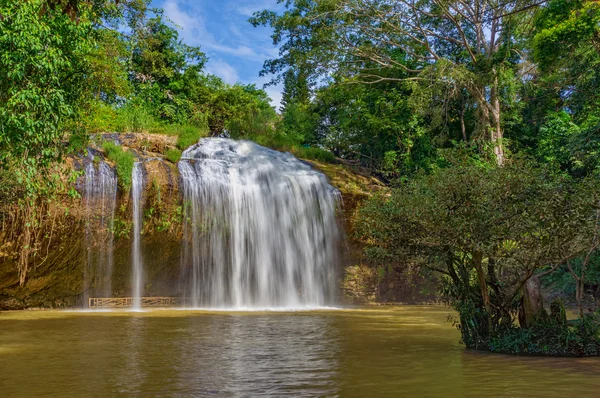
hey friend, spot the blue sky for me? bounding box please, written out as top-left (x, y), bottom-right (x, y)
top-left (151, 0), bottom-right (285, 108)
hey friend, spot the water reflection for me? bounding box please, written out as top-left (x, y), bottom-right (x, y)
top-left (1, 307), bottom-right (600, 397)
top-left (172, 314), bottom-right (340, 396)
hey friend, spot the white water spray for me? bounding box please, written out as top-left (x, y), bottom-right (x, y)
top-left (131, 162), bottom-right (144, 310)
top-left (179, 138), bottom-right (340, 309)
top-left (83, 151), bottom-right (117, 303)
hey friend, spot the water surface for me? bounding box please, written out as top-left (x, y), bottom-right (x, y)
top-left (1, 306), bottom-right (599, 397)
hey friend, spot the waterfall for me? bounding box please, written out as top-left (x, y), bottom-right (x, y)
top-left (82, 151), bottom-right (117, 303)
top-left (179, 138), bottom-right (340, 309)
top-left (131, 162), bottom-right (144, 310)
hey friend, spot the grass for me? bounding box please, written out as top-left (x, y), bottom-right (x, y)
top-left (102, 141), bottom-right (135, 190)
top-left (85, 101), bottom-right (333, 163)
top-left (84, 101), bottom-right (207, 147)
top-left (165, 148), bottom-right (182, 163)
top-left (251, 133), bottom-right (337, 163)
top-left (292, 146), bottom-right (336, 163)
top-left (176, 126), bottom-right (205, 150)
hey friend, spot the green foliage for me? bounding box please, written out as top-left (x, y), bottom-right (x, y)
top-left (165, 148), bottom-right (182, 163)
top-left (530, 0), bottom-right (600, 173)
top-left (356, 153), bottom-right (600, 354)
top-left (536, 112), bottom-right (581, 169)
top-left (251, 132), bottom-right (336, 163)
top-left (489, 312), bottom-right (600, 357)
top-left (176, 126), bottom-right (205, 150)
top-left (144, 180), bottom-right (183, 234)
top-left (314, 81), bottom-right (433, 177)
top-left (294, 146), bottom-right (336, 163)
top-left (543, 252), bottom-right (600, 300)
top-left (102, 141), bottom-right (135, 190)
top-left (115, 103), bottom-right (159, 133)
top-left (111, 214), bottom-right (132, 239)
top-left (131, 15), bottom-right (206, 87)
top-left (0, 0), bottom-right (94, 197)
top-left (253, 0), bottom-right (540, 165)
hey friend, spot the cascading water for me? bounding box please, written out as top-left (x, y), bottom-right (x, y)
top-left (131, 162), bottom-right (145, 310)
top-left (179, 138), bottom-right (340, 309)
top-left (82, 151), bottom-right (117, 303)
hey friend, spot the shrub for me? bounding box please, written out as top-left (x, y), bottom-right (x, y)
top-left (292, 146), bottom-right (336, 163)
top-left (488, 313), bottom-right (600, 357)
top-left (148, 124), bottom-right (182, 136)
top-left (249, 133), bottom-right (336, 163)
top-left (115, 104), bottom-right (159, 133)
top-left (102, 141), bottom-right (135, 190)
top-left (355, 152), bottom-right (600, 355)
top-left (176, 126), bottom-right (205, 150)
top-left (165, 148), bottom-right (182, 163)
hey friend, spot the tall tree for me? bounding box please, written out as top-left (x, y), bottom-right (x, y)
top-left (253, 0), bottom-right (545, 164)
top-left (280, 67), bottom-right (311, 111)
top-left (0, 0), bottom-right (98, 284)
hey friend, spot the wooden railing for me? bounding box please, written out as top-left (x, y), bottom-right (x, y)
top-left (88, 297), bottom-right (180, 308)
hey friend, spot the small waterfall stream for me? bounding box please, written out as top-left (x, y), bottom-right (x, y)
top-left (131, 162), bottom-right (144, 310)
top-left (179, 138), bottom-right (340, 309)
top-left (82, 152), bottom-right (117, 302)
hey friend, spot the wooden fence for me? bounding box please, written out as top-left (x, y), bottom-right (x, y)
top-left (88, 297), bottom-right (180, 308)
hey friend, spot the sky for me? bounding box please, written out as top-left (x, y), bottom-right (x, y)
top-left (151, 0), bottom-right (285, 109)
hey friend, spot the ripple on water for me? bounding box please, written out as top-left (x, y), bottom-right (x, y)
top-left (1, 305), bottom-right (600, 397)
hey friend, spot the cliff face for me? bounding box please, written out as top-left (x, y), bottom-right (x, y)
top-left (0, 134), bottom-right (184, 309)
top-left (0, 133), bottom-right (427, 309)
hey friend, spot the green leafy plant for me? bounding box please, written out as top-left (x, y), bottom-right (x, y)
top-left (165, 148), bottom-right (182, 163)
top-left (176, 126), bottom-right (205, 150)
top-left (102, 141), bottom-right (135, 190)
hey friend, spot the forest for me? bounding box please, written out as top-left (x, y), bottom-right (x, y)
top-left (1, 0), bottom-right (600, 357)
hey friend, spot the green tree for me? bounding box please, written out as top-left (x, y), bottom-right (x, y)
top-left (0, 0), bottom-right (98, 283)
top-left (313, 79), bottom-right (432, 177)
top-left (252, 0), bottom-right (545, 165)
top-left (356, 154), bottom-right (599, 348)
top-left (532, 0), bottom-right (600, 173)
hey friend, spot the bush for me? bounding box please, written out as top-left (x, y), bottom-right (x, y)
top-left (488, 315), bottom-right (600, 357)
top-left (292, 146), bottom-right (336, 163)
top-left (102, 141), bottom-right (135, 190)
top-left (67, 129), bottom-right (89, 153)
top-left (165, 148), bottom-right (182, 163)
top-left (355, 152), bottom-right (600, 356)
top-left (250, 133), bottom-right (336, 163)
top-left (115, 104), bottom-right (159, 133)
top-left (83, 101), bottom-right (121, 133)
top-left (148, 124), bottom-right (182, 136)
top-left (176, 126), bottom-right (205, 150)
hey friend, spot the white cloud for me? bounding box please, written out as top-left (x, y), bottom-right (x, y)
top-left (206, 59), bottom-right (240, 84)
top-left (158, 0), bottom-right (283, 107)
top-left (235, 0), bottom-right (282, 16)
top-left (265, 85), bottom-right (283, 111)
top-left (253, 75), bottom-right (283, 110)
top-left (162, 1), bottom-right (272, 62)
top-left (163, 0), bottom-right (211, 44)
top-left (237, 6), bottom-right (257, 17)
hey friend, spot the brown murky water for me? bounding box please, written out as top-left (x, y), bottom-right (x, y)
top-left (1, 306), bottom-right (599, 397)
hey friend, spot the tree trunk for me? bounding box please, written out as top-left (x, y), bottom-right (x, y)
top-left (520, 275), bottom-right (546, 328)
top-left (575, 278), bottom-right (584, 319)
top-left (490, 72), bottom-right (504, 166)
top-left (460, 100), bottom-right (467, 142)
top-left (473, 252), bottom-right (491, 332)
